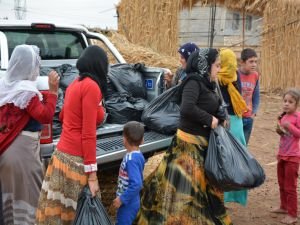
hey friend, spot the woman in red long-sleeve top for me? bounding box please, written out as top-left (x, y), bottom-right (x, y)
top-left (0, 44), bottom-right (59, 225)
top-left (36, 45), bottom-right (108, 225)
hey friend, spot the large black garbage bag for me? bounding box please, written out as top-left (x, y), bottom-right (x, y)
top-left (40, 67), bottom-right (53, 77)
top-left (205, 125), bottom-right (265, 191)
top-left (40, 64), bottom-right (78, 90)
top-left (106, 77), bottom-right (119, 99)
top-left (141, 85), bottom-right (180, 135)
top-left (57, 64), bottom-right (79, 90)
top-left (52, 88), bottom-right (64, 137)
top-left (108, 63), bottom-right (147, 99)
top-left (105, 93), bottom-right (148, 124)
top-left (73, 186), bottom-right (113, 225)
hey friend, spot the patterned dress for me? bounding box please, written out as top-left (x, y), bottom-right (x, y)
top-left (134, 129), bottom-right (232, 225)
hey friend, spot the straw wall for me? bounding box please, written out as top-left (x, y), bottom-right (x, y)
top-left (261, 0), bottom-right (300, 91)
top-left (117, 0), bottom-right (299, 91)
top-left (117, 0), bottom-right (267, 56)
top-left (117, 0), bottom-right (182, 56)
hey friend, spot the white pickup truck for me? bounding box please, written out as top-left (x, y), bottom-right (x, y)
top-left (0, 21), bottom-right (172, 169)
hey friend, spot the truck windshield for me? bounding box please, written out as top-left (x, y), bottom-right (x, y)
top-left (3, 30), bottom-right (85, 60)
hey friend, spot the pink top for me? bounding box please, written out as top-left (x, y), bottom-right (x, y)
top-left (278, 111), bottom-right (300, 162)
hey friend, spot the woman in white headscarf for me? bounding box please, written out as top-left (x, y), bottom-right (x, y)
top-left (0, 44), bottom-right (59, 225)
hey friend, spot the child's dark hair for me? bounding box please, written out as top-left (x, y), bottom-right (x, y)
top-left (123, 121), bottom-right (144, 146)
top-left (283, 88), bottom-right (300, 106)
top-left (241, 48), bottom-right (257, 62)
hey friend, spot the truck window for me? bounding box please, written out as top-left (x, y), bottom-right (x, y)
top-left (3, 30), bottom-right (85, 60)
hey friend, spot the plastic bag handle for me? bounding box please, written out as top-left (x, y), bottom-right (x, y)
top-left (215, 80), bottom-right (230, 124)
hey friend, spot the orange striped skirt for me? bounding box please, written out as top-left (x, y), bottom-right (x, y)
top-left (36, 150), bottom-right (99, 225)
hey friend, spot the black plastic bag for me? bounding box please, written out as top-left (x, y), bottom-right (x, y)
top-left (205, 125), bottom-right (265, 191)
top-left (106, 77), bottom-right (119, 99)
top-left (57, 64), bottom-right (79, 90)
top-left (73, 186), bottom-right (113, 225)
top-left (142, 85), bottom-right (180, 135)
top-left (105, 93), bottom-right (148, 124)
top-left (215, 81), bottom-right (229, 123)
top-left (40, 67), bottom-right (54, 77)
top-left (52, 88), bottom-right (64, 137)
top-left (40, 64), bottom-right (79, 90)
top-left (108, 63), bottom-right (147, 99)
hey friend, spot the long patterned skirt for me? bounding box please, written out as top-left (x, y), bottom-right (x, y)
top-left (0, 132), bottom-right (43, 225)
top-left (134, 129), bottom-right (232, 225)
top-left (36, 150), bottom-right (99, 225)
top-left (224, 115), bottom-right (248, 206)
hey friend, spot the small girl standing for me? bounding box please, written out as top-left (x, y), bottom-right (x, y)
top-left (272, 88), bottom-right (300, 224)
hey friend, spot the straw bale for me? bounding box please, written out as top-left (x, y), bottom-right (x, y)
top-left (92, 30), bottom-right (180, 73)
top-left (108, 31), bottom-right (180, 72)
top-left (260, 0), bottom-right (300, 91)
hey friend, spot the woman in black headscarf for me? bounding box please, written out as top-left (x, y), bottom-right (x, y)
top-left (36, 45), bottom-right (108, 225)
top-left (134, 48), bottom-right (232, 225)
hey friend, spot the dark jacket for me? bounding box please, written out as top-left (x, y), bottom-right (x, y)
top-left (178, 75), bottom-right (220, 138)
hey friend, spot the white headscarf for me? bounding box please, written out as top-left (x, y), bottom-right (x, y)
top-left (0, 44), bottom-right (43, 109)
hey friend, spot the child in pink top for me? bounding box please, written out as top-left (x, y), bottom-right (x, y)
top-left (271, 88), bottom-right (300, 224)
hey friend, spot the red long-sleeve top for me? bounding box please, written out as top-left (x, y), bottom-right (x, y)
top-left (278, 112), bottom-right (300, 163)
top-left (0, 92), bottom-right (57, 154)
top-left (57, 77), bottom-right (105, 172)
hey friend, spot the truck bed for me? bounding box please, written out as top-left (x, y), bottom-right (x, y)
top-left (41, 123), bottom-right (173, 170)
top-left (96, 130), bottom-right (172, 168)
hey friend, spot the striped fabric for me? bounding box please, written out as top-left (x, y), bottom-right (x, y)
top-left (0, 132), bottom-right (43, 225)
top-left (134, 129), bottom-right (232, 225)
top-left (36, 150), bottom-right (100, 225)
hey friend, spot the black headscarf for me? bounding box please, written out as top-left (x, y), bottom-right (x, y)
top-left (185, 48), bottom-right (219, 90)
top-left (76, 45), bottom-right (108, 97)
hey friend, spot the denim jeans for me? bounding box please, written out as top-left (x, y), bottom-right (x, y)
top-left (242, 117), bottom-right (254, 145)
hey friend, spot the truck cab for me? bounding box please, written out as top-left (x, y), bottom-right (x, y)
top-left (0, 21), bottom-right (172, 169)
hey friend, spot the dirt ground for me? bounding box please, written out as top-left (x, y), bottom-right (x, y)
top-left (99, 94), bottom-right (299, 225)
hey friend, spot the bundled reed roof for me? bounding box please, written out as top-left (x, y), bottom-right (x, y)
top-left (260, 0), bottom-right (300, 91)
top-left (181, 0), bottom-right (267, 15)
